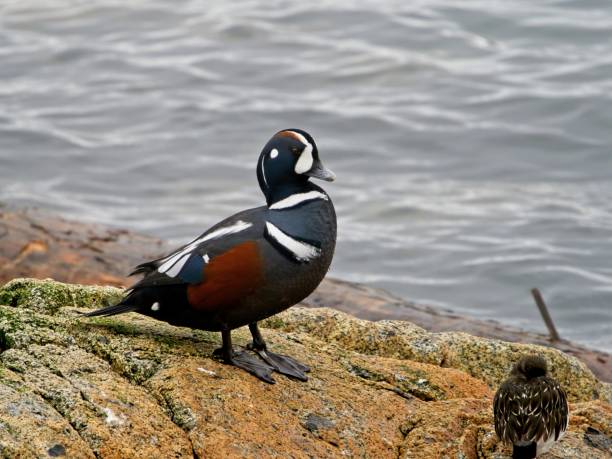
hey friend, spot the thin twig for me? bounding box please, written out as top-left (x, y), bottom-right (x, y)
top-left (531, 288), bottom-right (561, 342)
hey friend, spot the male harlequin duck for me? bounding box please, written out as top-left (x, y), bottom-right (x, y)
top-left (493, 355), bottom-right (569, 458)
top-left (85, 129), bottom-right (336, 384)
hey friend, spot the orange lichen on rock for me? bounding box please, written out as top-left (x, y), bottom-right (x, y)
top-left (0, 279), bottom-right (609, 458)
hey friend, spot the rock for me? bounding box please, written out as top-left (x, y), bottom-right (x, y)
top-left (0, 208), bottom-right (164, 288)
top-left (1, 208), bottom-right (609, 382)
top-left (0, 279), bottom-right (609, 458)
top-left (263, 307), bottom-right (443, 366)
top-left (399, 399), bottom-right (612, 459)
top-left (583, 426), bottom-right (612, 452)
top-left (0, 370), bottom-right (93, 459)
top-left (434, 331), bottom-right (607, 403)
top-left (308, 279), bottom-right (612, 384)
top-left (265, 307), bottom-right (610, 404)
top-left (0, 277), bottom-right (123, 315)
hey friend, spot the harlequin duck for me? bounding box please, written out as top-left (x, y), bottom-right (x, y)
top-left (493, 355), bottom-right (569, 458)
top-left (85, 129), bottom-right (336, 384)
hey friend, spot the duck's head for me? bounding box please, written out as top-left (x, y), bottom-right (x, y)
top-left (257, 129), bottom-right (335, 203)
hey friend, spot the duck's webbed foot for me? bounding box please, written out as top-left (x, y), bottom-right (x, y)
top-left (254, 349), bottom-right (310, 381)
top-left (226, 349), bottom-right (276, 384)
top-left (215, 330), bottom-right (276, 384)
top-left (247, 322), bottom-right (310, 381)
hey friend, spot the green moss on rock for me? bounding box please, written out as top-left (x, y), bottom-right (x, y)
top-left (0, 278), bottom-right (123, 315)
top-left (0, 305), bottom-right (74, 352)
top-left (434, 331), bottom-right (605, 402)
top-left (270, 307), bottom-right (443, 365)
top-left (0, 278), bottom-right (608, 458)
top-left (270, 306), bottom-right (610, 403)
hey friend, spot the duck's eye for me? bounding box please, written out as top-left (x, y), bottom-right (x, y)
top-left (290, 146), bottom-right (300, 155)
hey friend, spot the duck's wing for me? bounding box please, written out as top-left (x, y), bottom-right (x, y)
top-left (130, 214), bottom-right (264, 289)
top-left (84, 211), bottom-right (267, 317)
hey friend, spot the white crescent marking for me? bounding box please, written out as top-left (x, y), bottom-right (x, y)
top-left (165, 253), bottom-right (191, 277)
top-left (294, 143), bottom-right (313, 174)
top-left (158, 220), bottom-right (252, 276)
top-left (269, 191), bottom-right (328, 210)
top-left (265, 221), bottom-right (320, 262)
top-left (288, 131), bottom-right (314, 175)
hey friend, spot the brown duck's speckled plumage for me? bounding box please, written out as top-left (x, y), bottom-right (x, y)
top-left (493, 355), bottom-right (569, 458)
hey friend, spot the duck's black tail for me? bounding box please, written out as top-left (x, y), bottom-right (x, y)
top-left (82, 301), bottom-right (139, 317)
top-left (513, 442), bottom-right (537, 459)
top-left (82, 290), bottom-right (141, 317)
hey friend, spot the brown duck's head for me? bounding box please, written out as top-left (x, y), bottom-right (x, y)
top-left (511, 355), bottom-right (549, 380)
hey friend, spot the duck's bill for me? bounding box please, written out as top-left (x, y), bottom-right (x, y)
top-left (305, 160), bottom-right (336, 182)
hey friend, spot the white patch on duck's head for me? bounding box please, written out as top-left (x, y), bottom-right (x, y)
top-left (289, 134), bottom-right (314, 176)
top-left (270, 148), bottom-right (279, 159)
top-left (278, 130), bottom-right (314, 175)
top-left (294, 142), bottom-right (313, 174)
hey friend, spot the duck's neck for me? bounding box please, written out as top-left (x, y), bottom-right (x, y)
top-left (263, 181), bottom-right (320, 207)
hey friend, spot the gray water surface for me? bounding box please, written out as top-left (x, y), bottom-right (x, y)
top-left (1, 0), bottom-right (611, 351)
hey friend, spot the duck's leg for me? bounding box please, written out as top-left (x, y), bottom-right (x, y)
top-left (214, 330), bottom-right (276, 384)
top-left (248, 322), bottom-right (310, 381)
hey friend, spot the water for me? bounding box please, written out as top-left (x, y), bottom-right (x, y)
top-left (1, 0), bottom-right (611, 351)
